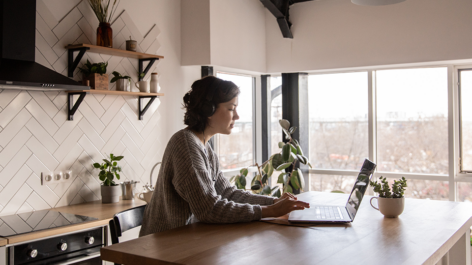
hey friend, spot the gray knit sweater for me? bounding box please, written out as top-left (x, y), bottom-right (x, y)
top-left (139, 129), bottom-right (274, 236)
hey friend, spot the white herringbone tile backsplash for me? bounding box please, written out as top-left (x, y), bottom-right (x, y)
top-left (0, 0), bottom-right (163, 216)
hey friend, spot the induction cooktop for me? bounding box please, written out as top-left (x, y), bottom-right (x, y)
top-left (0, 210), bottom-right (98, 237)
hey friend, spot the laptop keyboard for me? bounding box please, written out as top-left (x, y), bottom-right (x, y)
top-left (315, 206), bottom-right (342, 220)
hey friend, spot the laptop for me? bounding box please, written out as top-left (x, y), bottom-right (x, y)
top-left (288, 158), bottom-right (376, 224)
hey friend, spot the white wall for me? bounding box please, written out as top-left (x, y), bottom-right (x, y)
top-left (0, 0), bottom-right (185, 215)
top-left (210, 0), bottom-right (266, 72)
top-left (181, 0), bottom-right (267, 73)
top-left (266, 0), bottom-right (472, 73)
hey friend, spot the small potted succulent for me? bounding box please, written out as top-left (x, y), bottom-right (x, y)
top-left (369, 176), bottom-right (408, 218)
top-left (110, 71), bottom-right (131, 91)
top-left (78, 59), bottom-right (109, 90)
top-left (93, 153), bottom-right (123, 203)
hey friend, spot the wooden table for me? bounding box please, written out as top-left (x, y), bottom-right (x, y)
top-left (101, 192), bottom-right (472, 265)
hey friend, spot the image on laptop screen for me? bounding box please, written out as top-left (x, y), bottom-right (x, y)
top-left (346, 160), bottom-right (376, 220)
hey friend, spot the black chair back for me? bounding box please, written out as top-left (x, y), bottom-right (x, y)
top-left (109, 205), bottom-right (146, 245)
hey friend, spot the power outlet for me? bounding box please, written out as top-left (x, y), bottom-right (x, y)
top-left (41, 170), bottom-right (72, 185)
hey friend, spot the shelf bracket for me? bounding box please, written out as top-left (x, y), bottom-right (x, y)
top-left (138, 58), bottom-right (158, 81)
top-left (138, 96), bottom-right (157, 120)
top-left (68, 92), bottom-right (87, 121)
top-left (68, 47), bottom-right (90, 77)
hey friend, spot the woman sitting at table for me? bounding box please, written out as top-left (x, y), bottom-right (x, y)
top-left (139, 76), bottom-right (310, 236)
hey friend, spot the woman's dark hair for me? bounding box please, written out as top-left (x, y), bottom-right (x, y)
top-left (183, 76), bottom-right (240, 132)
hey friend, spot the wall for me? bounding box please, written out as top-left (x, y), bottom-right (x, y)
top-left (0, 0), bottom-right (184, 216)
top-left (265, 0), bottom-right (472, 73)
top-left (181, 0), bottom-right (267, 73)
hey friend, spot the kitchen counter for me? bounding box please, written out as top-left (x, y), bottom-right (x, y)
top-left (3, 199), bottom-right (146, 245)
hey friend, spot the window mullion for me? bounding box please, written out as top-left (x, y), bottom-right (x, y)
top-left (449, 65), bottom-right (457, 201)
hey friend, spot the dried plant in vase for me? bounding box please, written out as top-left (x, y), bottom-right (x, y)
top-left (88, 0), bottom-right (120, 47)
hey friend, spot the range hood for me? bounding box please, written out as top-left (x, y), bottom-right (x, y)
top-left (0, 0), bottom-right (88, 91)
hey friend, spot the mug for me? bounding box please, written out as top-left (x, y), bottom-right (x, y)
top-left (135, 80), bottom-right (149, 93)
top-left (370, 197), bottom-right (405, 218)
top-left (138, 191), bottom-right (153, 203)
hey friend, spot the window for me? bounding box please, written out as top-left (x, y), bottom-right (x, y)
top-left (459, 69), bottom-right (472, 172)
top-left (308, 72), bottom-right (369, 171)
top-left (306, 67), bottom-right (453, 201)
top-left (215, 72), bottom-right (255, 170)
top-left (376, 68), bottom-right (448, 174)
top-left (270, 76), bottom-right (282, 155)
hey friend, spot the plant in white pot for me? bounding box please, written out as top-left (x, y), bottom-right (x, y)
top-left (369, 176), bottom-right (408, 218)
top-left (110, 71), bottom-right (131, 92)
top-left (93, 154), bottom-right (123, 203)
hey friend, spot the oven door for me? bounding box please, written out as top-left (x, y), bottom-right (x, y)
top-left (9, 228), bottom-right (103, 265)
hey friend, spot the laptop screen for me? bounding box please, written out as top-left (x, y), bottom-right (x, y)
top-left (345, 159), bottom-right (377, 221)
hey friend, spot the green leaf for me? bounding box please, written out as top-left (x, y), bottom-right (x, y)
top-left (308, 162), bottom-right (313, 169)
top-left (106, 172), bottom-right (114, 181)
top-left (262, 163), bottom-right (270, 174)
top-left (284, 184), bottom-right (293, 194)
top-left (288, 153), bottom-right (295, 163)
top-left (239, 175), bottom-right (246, 187)
top-left (279, 119), bottom-right (290, 130)
top-left (271, 154), bottom-right (284, 169)
top-left (296, 145), bottom-right (303, 156)
top-left (103, 159), bottom-right (112, 165)
top-left (114, 156), bottom-right (124, 161)
top-left (289, 126), bottom-right (297, 134)
top-left (274, 189), bottom-right (281, 198)
top-left (277, 173), bottom-right (285, 184)
top-left (251, 184), bottom-right (261, 190)
top-left (261, 174), bottom-right (268, 185)
top-left (290, 144), bottom-right (297, 155)
top-left (262, 185), bottom-right (271, 195)
top-left (115, 173), bottom-right (120, 180)
top-left (276, 162), bottom-right (292, 171)
top-left (297, 155), bottom-right (307, 165)
top-left (99, 174), bottom-right (106, 181)
top-left (93, 163), bottom-right (101, 168)
top-left (267, 163), bottom-right (274, 177)
top-left (100, 170), bottom-right (105, 176)
top-left (278, 142), bottom-right (285, 148)
top-left (240, 168), bottom-right (249, 177)
top-left (112, 71), bottom-right (121, 77)
top-left (297, 169), bottom-right (305, 190)
top-left (282, 144), bottom-right (291, 161)
top-left (113, 161), bottom-right (117, 166)
top-left (230, 175), bottom-right (236, 183)
top-left (291, 170), bottom-right (300, 189)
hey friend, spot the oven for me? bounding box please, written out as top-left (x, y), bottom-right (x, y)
top-left (6, 227), bottom-right (103, 265)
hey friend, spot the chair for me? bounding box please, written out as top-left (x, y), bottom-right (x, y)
top-left (108, 205), bottom-right (147, 264)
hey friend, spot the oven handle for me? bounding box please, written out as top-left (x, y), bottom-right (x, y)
top-left (52, 252), bottom-right (100, 265)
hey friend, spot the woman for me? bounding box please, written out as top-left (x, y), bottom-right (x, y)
top-left (139, 76), bottom-right (309, 236)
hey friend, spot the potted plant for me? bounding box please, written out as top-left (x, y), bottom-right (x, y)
top-left (88, 0), bottom-right (120, 47)
top-left (230, 119), bottom-right (312, 197)
top-left (369, 176), bottom-right (408, 218)
top-left (110, 71), bottom-right (131, 91)
top-left (93, 153), bottom-right (123, 203)
top-left (78, 59), bottom-right (109, 90)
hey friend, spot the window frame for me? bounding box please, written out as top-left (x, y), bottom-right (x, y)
top-left (305, 63), bottom-right (471, 201)
top-left (213, 69), bottom-right (260, 178)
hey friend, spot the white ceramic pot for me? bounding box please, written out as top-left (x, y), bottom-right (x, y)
top-left (101, 184), bottom-right (121, 203)
top-left (370, 197), bottom-right (405, 218)
top-left (150, 73), bottom-right (160, 93)
top-left (116, 79), bottom-right (130, 92)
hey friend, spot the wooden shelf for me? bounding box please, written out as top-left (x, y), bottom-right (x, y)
top-left (65, 44), bottom-right (162, 80)
top-left (66, 90), bottom-right (163, 121)
top-left (65, 90), bottom-right (164, 97)
top-left (65, 44), bottom-right (164, 60)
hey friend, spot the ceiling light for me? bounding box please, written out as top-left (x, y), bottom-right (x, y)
top-left (351, 0), bottom-right (406, 6)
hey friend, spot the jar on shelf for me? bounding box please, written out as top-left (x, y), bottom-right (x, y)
top-left (97, 22), bottom-right (112, 48)
top-left (150, 72), bottom-right (160, 93)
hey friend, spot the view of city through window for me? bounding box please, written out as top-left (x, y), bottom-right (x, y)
top-left (307, 68), bottom-right (455, 201)
top-left (215, 72), bottom-right (254, 170)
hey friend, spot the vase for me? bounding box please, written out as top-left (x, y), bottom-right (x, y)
top-left (101, 184), bottom-right (121, 203)
top-left (150, 72), bottom-right (160, 93)
top-left (97, 22), bottom-right (112, 48)
top-left (83, 73), bottom-right (109, 90)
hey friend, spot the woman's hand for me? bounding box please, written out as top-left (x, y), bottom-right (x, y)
top-left (261, 196), bottom-right (310, 218)
top-left (273, 192), bottom-right (297, 204)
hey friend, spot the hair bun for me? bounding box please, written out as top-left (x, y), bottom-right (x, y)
top-left (183, 92), bottom-right (191, 105)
